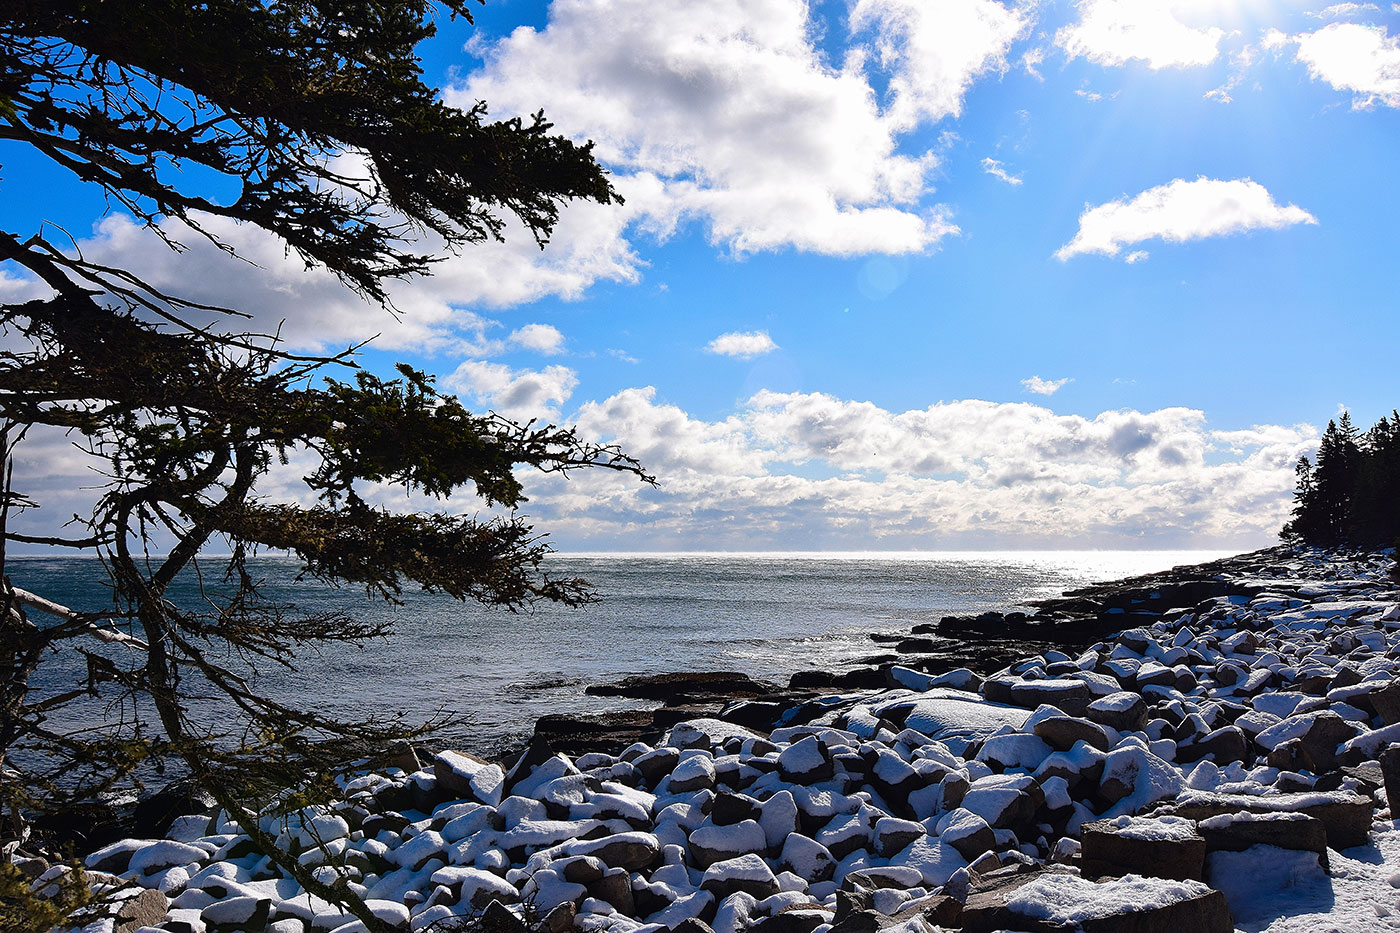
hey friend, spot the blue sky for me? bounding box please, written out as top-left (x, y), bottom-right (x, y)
top-left (3, 0), bottom-right (1399, 550)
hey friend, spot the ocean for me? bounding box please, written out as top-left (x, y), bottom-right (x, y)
top-left (12, 550), bottom-right (1230, 756)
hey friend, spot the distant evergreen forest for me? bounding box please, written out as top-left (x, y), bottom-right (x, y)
top-left (1282, 411), bottom-right (1400, 549)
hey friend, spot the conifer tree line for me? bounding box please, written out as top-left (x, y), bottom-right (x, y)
top-left (1282, 411), bottom-right (1400, 549)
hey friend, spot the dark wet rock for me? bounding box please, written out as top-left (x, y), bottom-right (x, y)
top-left (532, 710), bottom-right (659, 757)
top-left (131, 778), bottom-right (216, 840)
top-left (717, 699), bottom-right (794, 731)
top-left (789, 668), bottom-right (886, 690)
top-left (586, 671), bottom-right (778, 702)
top-left (32, 800), bottom-right (130, 857)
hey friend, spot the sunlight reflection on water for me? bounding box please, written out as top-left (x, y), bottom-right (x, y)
top-left (15, 550), bottom-right (1230, 754)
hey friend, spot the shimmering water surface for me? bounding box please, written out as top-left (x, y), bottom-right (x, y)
top-left (13, 550), bottom-right (1230, 754)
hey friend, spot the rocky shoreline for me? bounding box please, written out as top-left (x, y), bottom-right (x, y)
top-left (534, 546), bottom-right (1349, 757)
top-left (24, 545), bottom-right (1400, 933)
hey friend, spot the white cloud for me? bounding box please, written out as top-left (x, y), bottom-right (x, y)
top-left (849, 0), bottom-right (1030, 129)
top-left (1021, 375), bottom-right (1072, 395)
top-left (1289, 22), bottom-right (1400, 108)
top-left (2, 382), bottom-right (1320, 552)
top-left (510, 323), bottom-right (566, 355)
top-left (982, 157), bottom-right (1024, 185)
top-left (1125, 250), bottom-right (1149, 263)
top-left (449, 0), bottom-right (1033, 263)
top-left (514, 390), bottom-right (1318, 549)
top-left (4, 211), bottom-right (634, 355)
top-left (1056, 177), bottom-right (1318, 261)
top-left (1022, 47), bottom-right (1046, 81)
top-left (5, 0), bottom-right (1040, 330)
top-left (1074, 87), bottom-right (1117, 102)
top-left (1057, 0), bottom-right (1225, 70)
top-left (705, 331), bottom-right (779, 360)
top-left (1309, 3), bottom-right (1380, 19)
top-left (444, 361), bottom-right (579, 421)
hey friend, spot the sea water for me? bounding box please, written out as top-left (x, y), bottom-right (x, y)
top-left (10, 550), bottom-right (1229, 755)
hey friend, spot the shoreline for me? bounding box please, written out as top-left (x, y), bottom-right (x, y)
top-left (521, 545), bottom-right (1325, 760)
top-left (33, 544), bottom-right (1400, 933)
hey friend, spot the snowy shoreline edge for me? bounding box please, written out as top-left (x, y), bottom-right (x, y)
top-left (34, 546), bottom-right (1400, 933)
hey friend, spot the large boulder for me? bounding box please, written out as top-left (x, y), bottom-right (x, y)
top-left (1196, 811), bottom-right (1330, 872)
top-left (1165, 790), bottom-right (1373, 850)
top-left (1080, 816), bottom-right (1205, 882)
top-left (960, 869), bottom-right (1232, 933)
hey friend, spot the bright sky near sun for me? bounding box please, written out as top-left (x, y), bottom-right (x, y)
top-left (2, 0), bottom-right (1399, 551)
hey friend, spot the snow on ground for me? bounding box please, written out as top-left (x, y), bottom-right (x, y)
top-left (1231, 819), bottom-right (1400, 933)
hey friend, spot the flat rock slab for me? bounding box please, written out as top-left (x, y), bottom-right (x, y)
top-left (585, 671), bottom-right (776, 700)
top-left (871, 689), bottom-right (1030, 745)
top-left (1197, 810), bottom-right (1330, 872)
top-left (1165, 790), bottom-right (1373, 850)
top-left (1081, 816), bottom-right (1205, 882)
top-left (961, 869), bottom-right (1232, 933)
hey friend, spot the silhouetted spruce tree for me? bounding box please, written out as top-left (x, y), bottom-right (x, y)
top-left (1282, 410), bottom-right (1400, 549)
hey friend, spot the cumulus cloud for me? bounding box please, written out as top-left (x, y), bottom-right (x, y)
top-left (1022, 375), bottom-right (1072, 395)
top-left (849, 0), bottom-right (1029, 128)
top-left (6, 0), bottom-right (1041, 334)
top-left (1288, 22), bottom-right (1400, 108)
top-left (512, 390), bottom-right (1318, 549)
top-left (2, 211), bottom-right (633, 355)
top-left (1055, 177), bottom-right (1318, 261)
top-left (705, 331), bottom-right (779, 360)
top-left (510, 323), bottom-right (566, 355)
top-left (982, 157), bottom-right (1023, 185)
top-left (444, 361), bottom-right (579, 421)
top-left (1057, 0), bottom-right (1225, 70)
top-left (449, 0), bottom-right (1035, 261)
top-left (3, 382), bottom-right (1319, 552)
